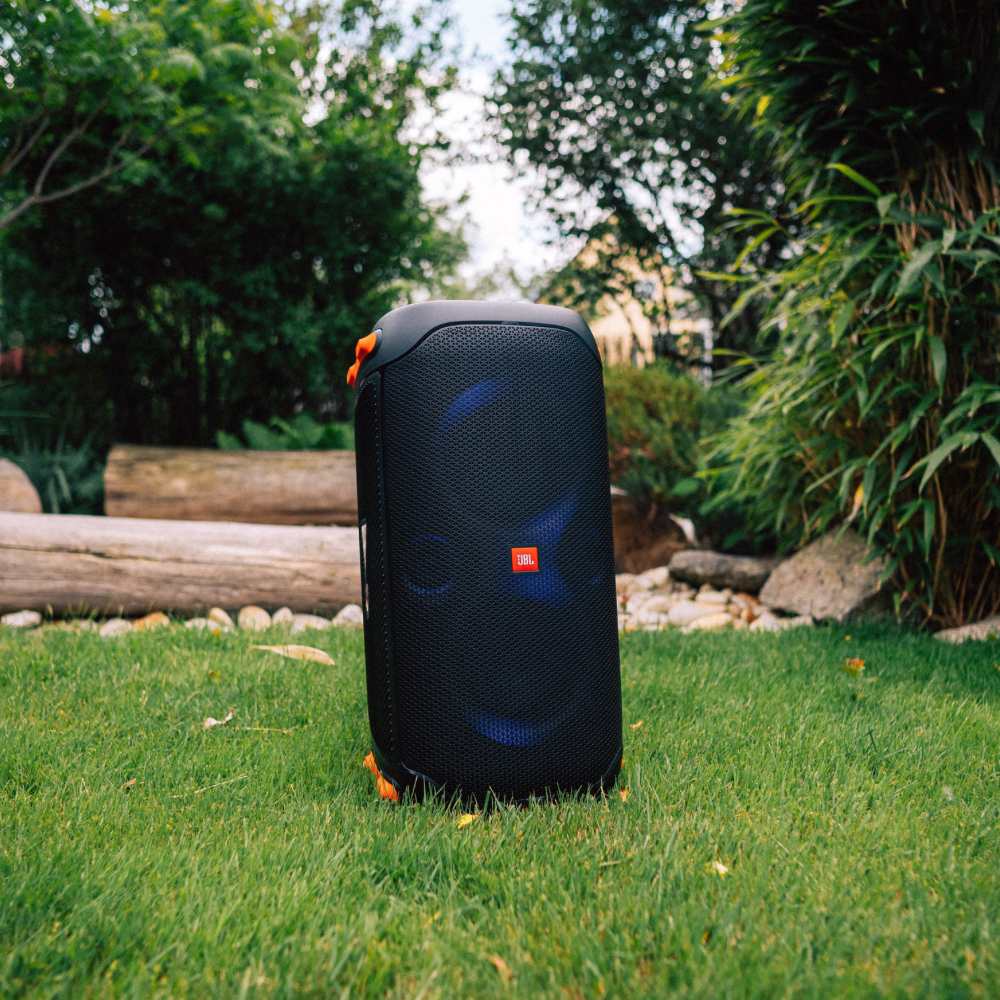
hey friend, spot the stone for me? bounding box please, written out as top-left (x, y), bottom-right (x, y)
top-left (758, 531), bottom-right (889, 622)
top-left (668, 550), bottom-right (780, 592)
top-left (290, 613), bottom-right (331, 634)
top-left (934, 616), bottom-right (1000, 644)
top-left (615, 574), bottom-right (638, 595)
top-left (749, 612), bottom-right (813, 633)
top-left (632, 593), bottom-right (677, 615)
top-left (238, 605), bottom-right (272, 631)
top-left (208, 607), bottom-right (235, 629)
top-left (134, 611), bottom-right (171, 631)
top-left (272, 606), bottom-right (294, 625)
top-left (667, 601), bottom-right (720, 626)
top-left (695, 588), bottom-right (729, 605)
top-left (632, 609), bottom-right (670, 627)
top-left (68, 619), bottom-right (97, 631)
top-left (681, 612), bottom-right (733, 633)
top-left (333, 603), bottom-right (364, 626)
top-left (0, 458), bottom-right (41, 513)
top-left (100, 618), bottom-right (134, 638)
top-left (185, 617), bottom-right (211, 630)
top-left (633, 566), bottom-right (671, 590)
top-left (1, 609), bottom-right (41, 629)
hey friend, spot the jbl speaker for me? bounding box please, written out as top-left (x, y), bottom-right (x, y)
top-left (349, 301), bottom-right (622, 804)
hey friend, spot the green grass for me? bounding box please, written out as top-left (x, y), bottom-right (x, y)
top-left (1, 623), bottom-right (999, 998)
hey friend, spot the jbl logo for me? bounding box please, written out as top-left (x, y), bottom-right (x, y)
top-left (511, 546), bottom-right (539, 573)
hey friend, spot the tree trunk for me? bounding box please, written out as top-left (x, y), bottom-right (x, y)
top-left (103, 445), bottom-right (358, 525)
top-left (0, 512), bottom-right (361, 616)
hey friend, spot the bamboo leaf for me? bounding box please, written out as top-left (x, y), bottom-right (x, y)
top-left (918, 433), bottom-right (977, 492)
top-left (896, 241), bottom-right (942, 297)
top-left (830, 299), bottom-right (854, 346)
top-left (922, 499), bottom-right (935, 557)
top-left (826, 162), bottom-right (880, 196)
top-left (876, 193), bottom-right (896, 218)
top-left (928, 336), bottom-right (947, 388)
top-left (981, 433), bottom-right (1000, 473)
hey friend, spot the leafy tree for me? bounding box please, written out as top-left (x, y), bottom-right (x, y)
top-left (0, 0), bottom-right (284, 231)
top-left (707, 0), bottom-right (1000, 627)
top-left (0, 0), bottom-right (465, 447)
top-left (486, 0), bottom-right (785, 365)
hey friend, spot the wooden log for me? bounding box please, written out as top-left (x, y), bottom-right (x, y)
top-left (104, 445), bottom-right (358, 526)
top-left (0, 512), bottom-right (361, 616)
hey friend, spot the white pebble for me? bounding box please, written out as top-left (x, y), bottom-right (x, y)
top-left (1, 609), bottom-right (41, 629)
top-left (290, 613), bottom-right (332, 634)
top-left (208, 607), bottom-right (235, 629)
top-left (272, 606), bottom-right (294, 625)
top-left (237, 605), bottom-right (271, 631)
top-left (333, 604), bottom-right (364, 627)
top-left (100, 618), bottom-right (134, 638)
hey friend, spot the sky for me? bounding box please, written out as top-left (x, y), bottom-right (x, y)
top-left (416, 0), bottom-right (579, 293)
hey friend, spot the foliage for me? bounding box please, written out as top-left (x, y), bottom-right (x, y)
top-left (708, 0), bottom-right (1000, 627)
top-left (216, 414), bottom-right (354, 451)
top-left (0, 381), bottom-right (105, 513)
top-left (604, 363), bottom-right (701, 500)
top-left (604, 363), bottom-right (753, 546)
top-left (0, 0), bottom-right (217, 231)
top-left (2, 622), bottom-right (1000, 995)
top-left (487, 0), bottom-right (786, 364)
top-left (0, 0), bottom-right (466, 448)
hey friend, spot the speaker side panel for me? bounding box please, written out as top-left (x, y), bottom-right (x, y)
top-left (354, 374), bottom-right (397, 761)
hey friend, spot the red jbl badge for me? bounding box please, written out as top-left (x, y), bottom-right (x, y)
top-left (511, 546), bottom-right (539, 573)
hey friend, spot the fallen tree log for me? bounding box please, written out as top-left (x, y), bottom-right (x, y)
top-left (104, 445), bottom-right (358, 526)
top-left (0, 513), bottom-right (361, 616)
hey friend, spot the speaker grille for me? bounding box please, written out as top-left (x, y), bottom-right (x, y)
top-left (355, 375), bottom-right (395, 759)
top-left (381, 322), bottom-right (620, 801)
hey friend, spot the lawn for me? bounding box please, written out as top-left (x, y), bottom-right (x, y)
top-left (1, 621), bottom-right (998, 998)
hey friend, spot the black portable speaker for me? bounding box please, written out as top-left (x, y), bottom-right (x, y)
top-left (350, 301), bottom-right (622, 804)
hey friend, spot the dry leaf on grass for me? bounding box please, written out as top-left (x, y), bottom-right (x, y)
top-left (713, 860), bottom-right (729, 876)
top-left (254, 644), bottom-right (335, 666)
top-left (122, 777), bottom-right (136, 790)
top-left (204, 709), bottom-right (234, 729)
top-left (457, 813), bottom-right (477, 829)
top-left (489, 955), bottom-right (513, 982)
top-left (619, 788), bottom-right (629, 802)
top-left (630, 719), bottom-right (643, 731)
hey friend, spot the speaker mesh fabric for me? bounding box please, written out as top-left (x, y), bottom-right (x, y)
top-left (355, 376), bottom-right (395, 759)
top-left (380, 322), bottom-right (621, 802)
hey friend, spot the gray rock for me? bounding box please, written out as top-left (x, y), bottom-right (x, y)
top-left (0, 458), bottom-right (41, 513)
top-left (668, 550), bottom-right (780, 592)
top-left (934, 615), bottom-right (1000, 644)
top-left (759, 531), bottom-right (889, 622)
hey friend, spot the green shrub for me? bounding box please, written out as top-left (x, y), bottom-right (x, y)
top-left (603, 364), bottom-right (763, 549)
top-left (604, 364), bottom-right (701, 502)
top-left (0, 381), bottom-right (106, 514)
top-left (216, 414), bottom-right (354, 451)
top-left (709, 0), bottom-right (1000, 627)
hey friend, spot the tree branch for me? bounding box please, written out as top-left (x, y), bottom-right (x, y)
top-left (0, 120), bottom-right (166, 234)
top-left (0, 115), bottom-right (50, 181)
top-left (31, 101), bottom-right (107, 198)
